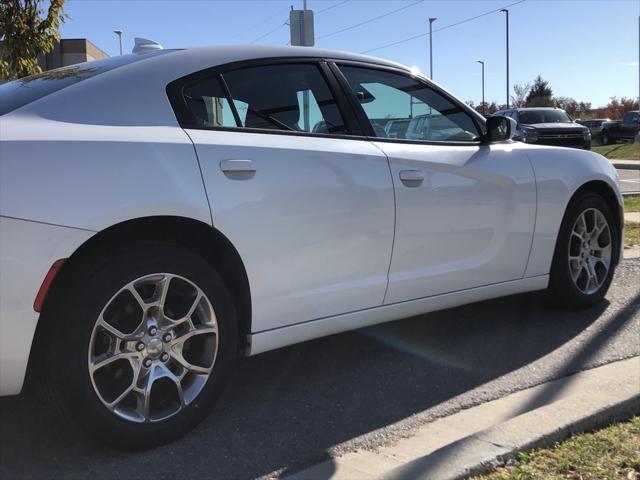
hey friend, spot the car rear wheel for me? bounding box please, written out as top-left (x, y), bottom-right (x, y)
top-left (547, 192), bottom-right (619, 309)
top-left (40, 242), bottom-right (238, 449)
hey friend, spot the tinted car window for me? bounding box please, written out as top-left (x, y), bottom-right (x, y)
top-left (338, 66), bottom-right (479, 142)
top-left (518, 109), bottom-right (571, 124)
top-left (183, 64), bottom-right (347, 135)
top-left (0, 51), bottom-right (173, 116)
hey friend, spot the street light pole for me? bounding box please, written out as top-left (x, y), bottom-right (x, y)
top-left (428, 17), bottom-right (436, 80)
top-left (114, 30), bottom-right (123, 56)
top-left (477, 60), bottom-right (485, 116)
top-left (500, 9), bottom-right (509, 109)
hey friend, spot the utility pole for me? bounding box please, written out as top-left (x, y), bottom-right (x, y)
top-left (477, 60), bottom-right (485, 116)
top-left (114, 30), bottom-right (123, 55)
top-left (290, 1), bottom-right (314, 130)
top-left (500, 9), bottom-right (509, 108)
top-left (428, 17), bottom-right (437, 80)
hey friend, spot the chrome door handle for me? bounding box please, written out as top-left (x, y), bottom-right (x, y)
top-left (220, 159), bottom-right (256, 179)
top-left (399, 170), bottom-right (424, 187)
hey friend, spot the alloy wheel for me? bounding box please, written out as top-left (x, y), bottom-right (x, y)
top-left (88, 273), bottom-right (218, 423)
top-left (568, 208), bottom-right (612, 295)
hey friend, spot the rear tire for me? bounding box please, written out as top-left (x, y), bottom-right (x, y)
top-left (547, 192), bottom-right (619, 309)
top-left (39, 242), bottom-right (238, 449)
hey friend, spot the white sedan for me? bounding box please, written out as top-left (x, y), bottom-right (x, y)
top-left (0, 45), bottom-right (623, 448)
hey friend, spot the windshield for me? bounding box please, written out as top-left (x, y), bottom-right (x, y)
top-left (519, 109), bottom-right (571, 125)
top-left (0, 50), bottom-right (174, 116)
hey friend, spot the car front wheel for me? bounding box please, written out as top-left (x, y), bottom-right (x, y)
top-left (548, 192), bottom-right (620, 309)
top-left (40, 242), bottom-right (238, 449)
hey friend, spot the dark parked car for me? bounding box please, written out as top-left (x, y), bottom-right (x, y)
top-left (601, 111), bottom-right (640, 145)
top-left (493, 107), bottom-right (591, 149)
top-left (384, 118), bottom-right (411, 138)
top-left (576, 118), bottom-right (610, 140)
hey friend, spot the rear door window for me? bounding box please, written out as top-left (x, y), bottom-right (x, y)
top-left (182, 63), bottom-right (348, 135)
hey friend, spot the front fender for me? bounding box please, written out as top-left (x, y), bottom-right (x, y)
top-left (524, 146), bottom-right (622, 277)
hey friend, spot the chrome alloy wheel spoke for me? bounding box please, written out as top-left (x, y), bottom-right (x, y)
top-left (568, 208), bottom-right (612, 295)
top-left (88, 273), bottom-right (218, 423)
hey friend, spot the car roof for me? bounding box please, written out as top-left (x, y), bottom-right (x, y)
top-left (160, 45), bottom-right (410, 72)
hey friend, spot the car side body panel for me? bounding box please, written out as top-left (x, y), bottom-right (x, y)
top-left (374, 141), bottom-right (536, 303)
top-left (0, 217), bottom-right (93, 394)
top-left (187, 129), bottom-right (395, 332)
top-left (0, 116), bottom-right (211, 230)
top-left (524, 146), bottom-right (623, 277)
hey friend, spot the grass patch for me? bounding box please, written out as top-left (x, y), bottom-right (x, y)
top-left (592, 142), bottom-right (640, 160)
top-left (626, 221), bottom-right (640, 247)
top-left (471, 417), bottom-right (640, 480)
top-left (625, 195), bottom-right (640, 213)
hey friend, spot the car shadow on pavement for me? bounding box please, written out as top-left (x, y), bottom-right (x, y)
top-left (0, 290), bottom-right (633, 480)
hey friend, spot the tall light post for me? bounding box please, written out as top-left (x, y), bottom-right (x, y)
top-left (114, 30), bottom-right (123, 56)
top-left (477, 60), bottom-right (485, 116)
top-left (500, 9), bottom-right (509, 108)
top-left (428, 17), bottom-right (437, 80)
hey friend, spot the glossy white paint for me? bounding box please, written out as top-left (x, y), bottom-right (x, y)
top-left (0, 46), bottom-right (623, 396)
top-left (249, 274), bottom-right (549, 355)
top-left (0, 116), bottom-right (211, 230)
top-left (0, 217), bottom-right (93, 394)
top-left (523, 146), bottom-right (623, 277)
top-left (188, 129), bottom-right (395, 331)
top-left (375, 141), bottom-right (536, 303)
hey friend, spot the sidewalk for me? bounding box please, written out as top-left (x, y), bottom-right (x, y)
top-left (287, 357), bottom-right (640, 480)
top-left (611, 159), bottom-right (640, 170)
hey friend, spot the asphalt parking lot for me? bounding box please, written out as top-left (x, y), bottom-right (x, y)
top-left (1, 259), bottom-right (638, 480)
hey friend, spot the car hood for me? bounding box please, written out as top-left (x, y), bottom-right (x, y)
top-left (523, 122), bottom-right (586, 131)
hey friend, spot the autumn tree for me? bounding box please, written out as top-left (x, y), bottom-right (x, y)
top-left (552, 97), bottom-right (592, 119)
top-left (511, 82), bottom-right (530, 108)
top-left (594, 97), bottom-right (640, 120)
top-left (525, 75), bottom-right (553, 107)
top-left (0, 0), bottom-right (66, 81)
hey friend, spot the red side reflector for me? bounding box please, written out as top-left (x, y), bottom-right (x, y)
top-left (33, 259), bottom-right (66, 313)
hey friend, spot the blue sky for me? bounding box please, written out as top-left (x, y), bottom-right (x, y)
top-left (59, 0), bottom-right (639, 107)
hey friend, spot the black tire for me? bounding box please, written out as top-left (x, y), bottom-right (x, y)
top-left (601, 130), bottom-right (610, 145)
top-left (547, 192), bottom-right (620, 309)
top-left (39, 242), bottom-right (238, 449)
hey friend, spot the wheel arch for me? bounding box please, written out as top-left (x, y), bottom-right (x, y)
top-left (570, 180), bottom-right (623, 237)
top-left (32, 216), bottom-right (252, 366)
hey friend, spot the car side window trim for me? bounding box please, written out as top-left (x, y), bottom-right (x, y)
top-left (166, 57), bottom-right (367, 139)
top-left (329, 60), bottom-right (486, 146)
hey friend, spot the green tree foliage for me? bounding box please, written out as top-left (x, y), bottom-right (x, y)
top-left (525, 75), bottom-right (553, 107)
top-left (0, 0), bottom-right (66, 81)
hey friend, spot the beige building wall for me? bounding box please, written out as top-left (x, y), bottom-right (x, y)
top-left (38, 39), bottom-right (108, 71)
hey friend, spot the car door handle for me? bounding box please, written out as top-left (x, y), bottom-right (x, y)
top-left (399, 170), bottom-right (424, 187)
top-left (220, 159), bottom-right (256, 179)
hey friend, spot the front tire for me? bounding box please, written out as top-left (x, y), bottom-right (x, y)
top-left (40, 242), bottom-right (238, 449)
top-left (601, 130), bottom-right (610, 145)
top-left (547, 192), bottom-right (620, 309)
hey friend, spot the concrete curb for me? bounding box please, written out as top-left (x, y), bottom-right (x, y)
top-left (286, 357), bottom-right (640, 480)
top-left (611, 160), bottom-right (640, 170)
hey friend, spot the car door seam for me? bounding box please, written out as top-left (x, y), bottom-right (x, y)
top-left (183, 129), bottom-right (215, 227)
top-left (522, 150), bottom-right (539, 277)
top-left (369, 140), bottom-right (397, 305)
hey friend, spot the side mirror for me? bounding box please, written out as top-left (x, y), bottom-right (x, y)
top-left (484, 116), bottom-right (517, 143)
